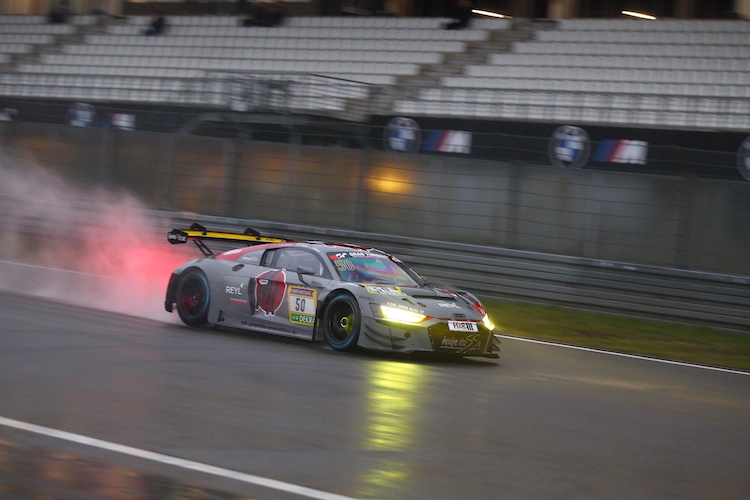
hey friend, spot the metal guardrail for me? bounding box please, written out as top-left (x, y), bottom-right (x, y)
top-left (168, 212), bottom-right (750, 334)
top-left (0, 71), bottom-right (378, 121)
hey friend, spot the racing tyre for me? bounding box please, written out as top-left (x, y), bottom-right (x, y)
top-left (323, 293), bottom-right (361, 351)
top-left (176, 269), bottom-right (210, 327)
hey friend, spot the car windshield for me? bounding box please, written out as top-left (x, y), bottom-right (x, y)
top-left (327, 251), bottom-right (419, 286)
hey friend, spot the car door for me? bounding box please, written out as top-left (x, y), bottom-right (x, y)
top-left (248, 247), bottom-right (331, 340)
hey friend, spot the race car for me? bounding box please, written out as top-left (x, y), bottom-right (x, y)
top-left (165, 223), bottom-right (499, 358)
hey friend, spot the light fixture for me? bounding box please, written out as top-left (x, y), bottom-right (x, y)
top-left (622, 10), bottom-right (657, 20)
top-left (378, 305), bottom-right (427, 325)
top-left (482, 314), bottom-right (495, 331)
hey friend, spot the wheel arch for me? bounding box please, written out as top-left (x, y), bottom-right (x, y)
top-left (174, 266), bottom-right (213, 327)
top-left (316, 288), bottom-right (365, 351)
top-left (314, 289), bottom-right (354, 341)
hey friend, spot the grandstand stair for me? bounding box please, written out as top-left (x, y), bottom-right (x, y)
top-left (397, 18), bottom-right (548, 85)
top-left (5, 15), bottom-right (112, 70)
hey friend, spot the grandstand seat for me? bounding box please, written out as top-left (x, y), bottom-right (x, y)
top-left (1, 14), bottom-right (749, 131)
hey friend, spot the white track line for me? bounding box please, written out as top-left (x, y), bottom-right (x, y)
top-left (0, 259), bottom-right (100, 275)
top-left (0, 416), bottom-right (358, 500)
top-left (495, 334), bottom-right (750, 376)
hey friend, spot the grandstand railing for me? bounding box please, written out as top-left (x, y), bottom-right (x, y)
top-left (3, 70), bottom-right (750, 131)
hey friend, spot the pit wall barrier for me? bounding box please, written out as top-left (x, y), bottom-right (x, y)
top-left (1, 121), bottom-right (748, 279)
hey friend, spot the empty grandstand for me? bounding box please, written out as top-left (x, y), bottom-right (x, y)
top-left (1, 12), bottom-right (749, 133)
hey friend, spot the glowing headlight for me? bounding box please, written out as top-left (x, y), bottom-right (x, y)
top-left (482, 314), bottom-right (495, 331)
top-left (379, 305), bottom-right (426, 324)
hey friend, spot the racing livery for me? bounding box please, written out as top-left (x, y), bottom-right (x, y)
top-left (165, 224), bottom-right (499, 358)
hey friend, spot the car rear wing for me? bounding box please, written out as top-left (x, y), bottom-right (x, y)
top-left (168, 223), bottom-right (289, 257)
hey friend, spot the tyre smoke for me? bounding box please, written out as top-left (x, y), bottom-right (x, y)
top-left (0, 152), bottom-right (193, 321)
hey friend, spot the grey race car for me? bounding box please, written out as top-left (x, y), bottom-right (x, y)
top-left (165, 224), bottom-right (499, 358)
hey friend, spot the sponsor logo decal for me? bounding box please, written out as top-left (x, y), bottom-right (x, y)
top-left (438, 302), bottom-right (461, 309)
top-left (111, 113), bottom-right (135, 131)
top-left (386, 301), bottom-right (425, 315)
top-left (225, 283), bottom-right (247, 305)
top-left (255, 269), bottom-right (286, 316)
top-left (0, 108), bottom-right (17, 121)
top-left (440, 333), bottom-right (481, 352)
top-left (331, 251), bottom-right (387, 260)
top-left (366, 286), bottom-right (407, 296)
top-left (383, 117), bottom-right (421, 153)
top-left (241, 320), bottom-right (299, 336)
top-left (422, 130), bottom-right (472, 154)
top-left (167, 231), bottom-right (187, 244)
top-left (593, 139), bottom-right (648, 165)
top-left (548, 125), bottom-right (591, 168)
top-left (68, 102), bottom-right (97, 127)
top-left (288, 286), bottom-right (317, 325)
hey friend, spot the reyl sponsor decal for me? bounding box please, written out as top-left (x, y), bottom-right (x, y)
top-left (226, 283), bottom-right (247, 305)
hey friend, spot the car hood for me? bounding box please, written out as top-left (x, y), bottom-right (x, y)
top-left (360, 284), bottom-right (485, 320)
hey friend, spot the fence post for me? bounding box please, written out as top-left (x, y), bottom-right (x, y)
top-left (98, 129), bottom-right (115, 187)
top-left (0, 122), bottom-right (9, 158)
top-left (583, 171), bottom-right (603, 260)
top-left (675, 174), bottom-right (695, 268)
top-left (505, 163), bottom-right (521, 249)
top-left (353, 147), bottom-right (371, 232)
top-left (225, 132), bottom-right (247, 217)
top-left (285, 133), bottom-right (302, 222)
top-left (156, 134), bottom-right (174, 205)
top-left (221, 137), bottom-right (238, 216)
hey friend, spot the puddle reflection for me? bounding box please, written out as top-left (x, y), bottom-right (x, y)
top-left (358, 360), bottom-right (431, 497)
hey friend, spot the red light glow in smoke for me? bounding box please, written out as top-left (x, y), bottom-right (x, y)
top-left (0, 154), bottom-right (193, 321)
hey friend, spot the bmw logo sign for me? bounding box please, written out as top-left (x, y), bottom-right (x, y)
top-left (383, 117), bottom-right (421, 154)
top-left (737, 137), bottom-right (750, 181)
top-left (548, 125), bottom-right (591, 168)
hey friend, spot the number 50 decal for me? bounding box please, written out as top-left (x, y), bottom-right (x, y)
top-left (288, 286), bottom-right (317, 325)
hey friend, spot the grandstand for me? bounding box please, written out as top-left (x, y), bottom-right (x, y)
top-left (1, 13), bottom-right (750, 130)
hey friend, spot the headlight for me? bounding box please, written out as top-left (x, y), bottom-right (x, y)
top-left (378, 305), bottom-right (426, 325)
top-left (482, 314), bottom-right (495, 331)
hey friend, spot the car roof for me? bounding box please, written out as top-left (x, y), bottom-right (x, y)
top-left (216, 241), bottom-right (389, 261)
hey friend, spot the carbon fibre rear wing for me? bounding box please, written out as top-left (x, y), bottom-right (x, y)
top-left (168, 223), bottom-right (289, 257)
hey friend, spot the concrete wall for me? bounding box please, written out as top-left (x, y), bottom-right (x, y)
top-left (2, 122), bottom-right (748, 275)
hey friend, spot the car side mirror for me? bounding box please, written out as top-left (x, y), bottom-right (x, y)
top-left (296, 266), bottom-right (315, 286)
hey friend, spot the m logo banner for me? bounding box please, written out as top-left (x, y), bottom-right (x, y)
top-left (422, 130), bottom-right (472, 154)
top-left (593, 139), bottom-right (648, 165)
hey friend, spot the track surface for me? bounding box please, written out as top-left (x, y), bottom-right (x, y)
top-left (1, 290), bottom-right (749, 500)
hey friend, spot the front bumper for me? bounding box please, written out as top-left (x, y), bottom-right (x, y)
top-left (359, 317), bottom-right (500, 358)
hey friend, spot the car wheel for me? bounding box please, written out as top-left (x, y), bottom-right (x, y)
top-left (176, 269), bottom-right (210, 327)
top-left (323, 293), bottom-right (361, 351)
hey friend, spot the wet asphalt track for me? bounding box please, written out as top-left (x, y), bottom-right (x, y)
top-left (1, 289), bottom-right (749, 500)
